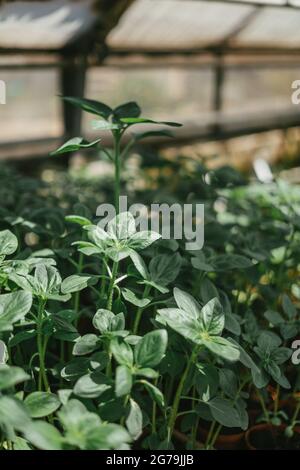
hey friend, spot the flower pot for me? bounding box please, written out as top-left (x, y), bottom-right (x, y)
top-left (245, 423), bottom-right (300, 450)
top-left (198, 426), bottom-right (245, 450)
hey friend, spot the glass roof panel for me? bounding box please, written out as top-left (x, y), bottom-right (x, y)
top-left (107, 0), bottom-right (255, 50)
top-left (0, 0), bottom-right (96, 50)
top-left (234, 7), bottom-right (300, 46)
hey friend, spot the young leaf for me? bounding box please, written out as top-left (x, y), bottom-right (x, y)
top-left (24, 421), bottom-right (63, 450)
top-left (24, 392), bottom-right (61, 418)
top-left (133, 129), bottom-right (173, 142)
top-left (120, 117), bottom-right (182, 127)
top-left (65, 214), bottom-right (93, 226)
top-left (73, 334), bottom-right (99, 356)
top-left (73, 373), bottom-right (111, 398)
top-left (282, 294), bottom-right (297, 319)
top-left (201, 336), bottom-right (240, 362)
top-left (0, 340), bottom-right (7, 364)
top-left (0, 396), bottom-right (31, 431)
top-left (61, 274), bottom-right (95, 294)
top-left (51, 137), bottom-right (101, 156)
top-left (141, 380), bottom-right (165, 408)
top-left (0, 365), bottom-right (29, 390)
top-left (0, 229), bottom-right (18, 256)
top-left (208, 397), bottom-right (242, 428)
top-left (62, 96), bottom-right (112, 119)
top-left (92, 309), bottom-right (115, 334)
top-left (0, 290), bottom-right (32, 332)
top-left (134, 330), bottom-right (168, 368)
top-left (149, 253), bottom-right (181, 286)
top-left (199, 297), bottom-right (224, 336)
top-left (126, 399), bottom-right (143, 439)
top-left (113, 101), bottom-right (141, 119)
top-left (115, 365), bottom-right (132, 397)
top-left (110, 338), bottom-right (134, 367)
top-left (173, 287), bottom-right (200, 320)
top-left (122, 288), bottom-right (150, 308)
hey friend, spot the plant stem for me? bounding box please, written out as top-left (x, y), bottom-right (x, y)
top-left (257, 388), bottom-right (270, 423)
top-left (37, 299), bottom-right (50, 392)
top-left (274, 383), bottom-right (280, 414)
top-left (205, 421), bottom-right (216, 449)
top-left (210, 423), bottom-right (222, 449)
top-left (133, 284), bottom-right (151, 334)
top-left (73, 252), bottom-right (84, 326)
top-left (106, 261), bottom-right (118, 310)
top-left (168, 347), bottom-right (198, 443)
top-left (191, 386), bottom-right (200, 449)
top-left (113, 131), bottom-right (121, 214)
top-left (291, 400), bottom-right (300, 427)
top-left (152, 377), bottom-right (159, 434)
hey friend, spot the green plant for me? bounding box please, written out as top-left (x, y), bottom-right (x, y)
top-left (0, 97), bottom-right (299, 451)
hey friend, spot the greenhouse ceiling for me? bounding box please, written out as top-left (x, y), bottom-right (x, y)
top-left (1, 0), bottom-right (300, 58)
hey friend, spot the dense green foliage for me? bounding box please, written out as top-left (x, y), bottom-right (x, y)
top-left (0, 99), bottom-right (299, 450)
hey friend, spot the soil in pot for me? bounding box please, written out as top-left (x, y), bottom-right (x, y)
top-left (199, 424), bottom-right (245, 450)
top-left (246, 424), bottom-right (300, 450)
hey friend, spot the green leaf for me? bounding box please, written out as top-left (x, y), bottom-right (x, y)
top-left (134, 368), bottom-right (159, 379)
top-left (201, 336), bottom-right (240, 362)
top-left (65, 214), bottom-right (93, 226)
top-left (24, 421), bottom-right (63, 450)
top-left (0, 365), bottom-right (29, 390)
top-left (120, 117), bottom-right (182, 127)
top-left (129, 251), bottom-right (149, 279)
top-left (51, 137), bottom-right (101, 156)
top-left (156, 308), bottom-right (200, 343)
top-left (9, 330), bottom-right (36, 347)
top-left (72, 334), bottom-right (99, 356)
top-left (62, 96), bottom-right (112, 119)
top-left (208, 397), bottom-right (242, 428)
top-left (219, 369), bottom-right (238, 399)
top-left (13, 437), bottom-right (31, 450)
top-left (74, 373), bottom-right (111, 399)
top-left (0, 229), bottom-right (18, 256)
top-left (61, 274), bottom-right (94, 294)
top-left (195, 364), bottom-right (219, 400)
top-left (107, 212), bottom-right (136, 240)
top-left (282, 294), bottom-right (297, 319)
top-left (141, 380), bottom-right (165, 408)
top-left (113, 101), bottom-right (141, 119)
top-left (264, 310), bottom-right (284, 325)
top-left (134, 330), bottom-right (168, 368)
top-left (257, 331), bottom-right (281, 352)
top-left (149, 253), bottom-right (181, 286)
top-left (128, 231), bottom-right (161, 250)
top-left (115, 365), bottom-right (132, 397)
top-left (213, 254), bottom-right (252, 271)
top-left (0, 340), bottom-right (8, 364)
top-left (133, 129), bottom-right (173, 142)
top-left (0, 290), bottom-right (32, 332)
top-left (24, 392), bottom-right (61, 418)
top-left (199, 297), bottom-right (224, 335)
top-left (126, 399), bottom-right (143, 439)
top-left (229, 338), bottom-right (266, 389)
top-left (122, 288), bottom-right (150, 308)
top-left (92, 309), bottom-right (115, 334)
top-left (224, 314), bottom-right (241, 336)
top-left (0, 396), bottom-right (31, 431)
top-left (110, 338), bottom-right (134, 367)
top-left (173, 287), bottom-right (200, 320)
top-left (61, 358), bottom-right (90, 381)
top-left (92, 120), bottom-right (120, 131)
